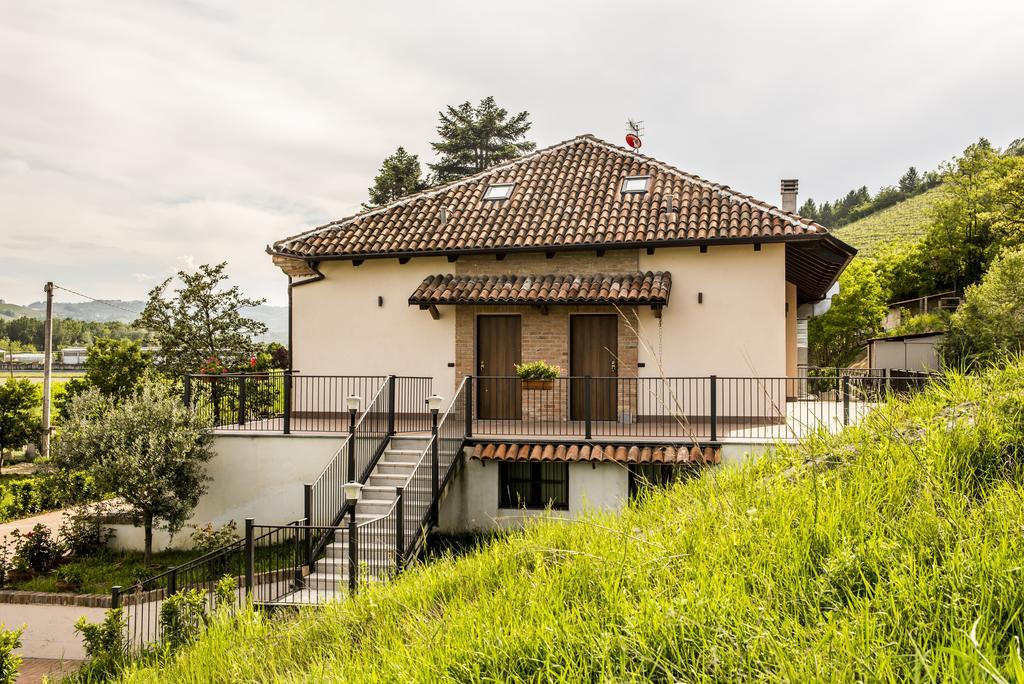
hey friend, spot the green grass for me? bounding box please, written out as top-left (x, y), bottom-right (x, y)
top-left (6, 548), bottom-right (207, 595)
top-left (117, 361), bottom-right (1024, 682)
top-left (834, 186), bottom-right (946, 257)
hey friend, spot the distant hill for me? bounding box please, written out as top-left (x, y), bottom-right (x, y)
top-left (0, 301), bottom-right (44, 320)
top-left (833, 186), bottom-right (946, 258)
top-left (4, 299), bottom-right (287, 344)
top-left (26, 299), bottom-right (144, 323)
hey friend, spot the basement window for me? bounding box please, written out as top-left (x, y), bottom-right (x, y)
top-left (499, 462), bottom-right (569, 510)
top-left (621, 176), bottom-right (650, 194)
top-left (483, 183), bottom-right (515, 201)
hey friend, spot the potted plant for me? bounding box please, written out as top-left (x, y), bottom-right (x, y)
top-left (515, 361), bottom-right (561, 390)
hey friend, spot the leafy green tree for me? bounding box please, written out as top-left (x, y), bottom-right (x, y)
top-left (808, 259), bottom-right (888, 367)
top-left (54, 339), bottom-right (153, 418)
top-left (81, 338), bottom-right (151, 399)
top-left (136, 262), bottom-right (267, 378)
top-left (798, 198), bottom-right (818, 220)
top-left (942, 247), bottom-right (1024, 367)
top-left (0, 379), bottom-right (41, 474)
top-left (53, 381), bottom-right (213, 562)
top-left (920, 139), bottom-right (1024, 291)
top-left (898, 166), bottom-right (921, 193)
top-left (429, 96), bottom-right (535, 183)
top-left (363, 147), bottom-right (427, 209)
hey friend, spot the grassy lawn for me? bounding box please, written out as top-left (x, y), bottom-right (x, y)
top-left (117, 361), bottom-right (1024, 682)
top-left (6, 548), bottom-right (207, 595)
top-left (833, 185), bottom-right (945, 257)
top-left (4, 542), bottom-right (297, 595)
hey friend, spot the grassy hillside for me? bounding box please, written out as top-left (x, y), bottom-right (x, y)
top-left (833, 186), bottom-right (946, 257)
top-left (116, 364), bottom-right (1024, 682)
top-left (0, 301), bottom-right (43, 320)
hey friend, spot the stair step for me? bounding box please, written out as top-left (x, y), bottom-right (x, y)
top-left (381, 449), bottom-right (424, 463)
top-left (385, 440), bottom-right (430, 450)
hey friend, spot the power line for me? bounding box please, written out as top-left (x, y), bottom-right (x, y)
top-left (51, 284), bottom-right (140, 316)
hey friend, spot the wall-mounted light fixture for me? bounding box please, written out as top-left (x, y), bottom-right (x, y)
top-left (378, 296), bottom-right (384, 307)
top-left (698, 292), bottom-right (704, 304)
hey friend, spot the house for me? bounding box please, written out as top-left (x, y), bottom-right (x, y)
top-left (116, 136), bottom-right (862, 597)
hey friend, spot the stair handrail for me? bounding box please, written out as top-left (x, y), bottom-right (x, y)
top-left (304, 378), bottom-right (392, 566)
top-left (353, 377), bottom-right (469, 574)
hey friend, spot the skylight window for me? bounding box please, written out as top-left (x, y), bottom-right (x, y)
top-left (483, 183), bottom-right (514, 201)
top-left (622, 176), bottom-right (650, 194)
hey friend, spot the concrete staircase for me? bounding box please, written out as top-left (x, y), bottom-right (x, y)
top-left (296, 435), bottom-right (433, 598)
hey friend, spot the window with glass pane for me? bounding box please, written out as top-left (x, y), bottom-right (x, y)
top-left (483, 183), bottom-right (514, 200)
top-left (621, 176), bottom-right (650, 194)
top-left (499, 462), bottom-right (569, 510)
top-left (628, 463), bottom-right (697, 499)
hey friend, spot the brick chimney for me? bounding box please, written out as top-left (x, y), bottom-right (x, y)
top-left (780, 179), bottom-right (799, 213)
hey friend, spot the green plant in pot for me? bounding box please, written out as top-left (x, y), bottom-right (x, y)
top-left (515, 361), bottom-right (561, 390)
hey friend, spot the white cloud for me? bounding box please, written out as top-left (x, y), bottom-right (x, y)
top-left (1, 0), bottom-right (1023, 307)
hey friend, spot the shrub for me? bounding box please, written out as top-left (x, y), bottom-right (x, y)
top-left (10, 524), bottom-right (61, 573)
top-left (514, 360), bottom-right (561, 380)
top-left (189, 521), bottom-right (238, 553)
top-left (943, 247), bottom-right (1024, 367)
top-left (213, 575), bottom-right (238, 613)
top-left (75, 609), bottom-right (128, 680)
top-left (0, 472), bottom-right (100, 521)
top-left (6, 481), bottom-right (39, 518)
top-left (159, 589), bottom-right (208, 653)
top-left (59, 504), bottom-right (115, 558)
top-left (0, 625), bottom-right (22, 684)
top-left (0, 539), bottom-right (11, 589)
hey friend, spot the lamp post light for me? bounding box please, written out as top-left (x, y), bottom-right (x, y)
top-left (426, 395), bottom-right (443, 525)
top-left (344, 480), bottom-right (363, 594)
top-left (346, 395), bottom-right (361, 481)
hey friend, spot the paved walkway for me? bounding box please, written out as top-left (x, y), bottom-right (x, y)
top-left (16, 658), bottom-right (82, 683)
top-left (0, 508), bottom-right (68, 540)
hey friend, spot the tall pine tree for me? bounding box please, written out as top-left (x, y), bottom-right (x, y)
top-left (364, 147), bottom-right (427, 209)
top-left (429, 96), bottom-right (535, 183)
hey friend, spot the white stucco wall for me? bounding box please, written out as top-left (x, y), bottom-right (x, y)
top-left (109, 434), bottom-right (340, 551)
top-left (439, 451), bottom-right (629, 532)
top-left (637, 243), bottom-right (787, 378)
top-left (291, 258), bottom-right (456, 390)
top-left (635, 244), bottom-right (788, 418)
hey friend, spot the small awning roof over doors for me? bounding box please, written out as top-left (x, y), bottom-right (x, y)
top-left (408, 271), bottom-right (672, 307)
top-left (472, 442), bottom-right (720, 465)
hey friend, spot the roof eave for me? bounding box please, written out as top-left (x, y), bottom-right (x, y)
top-left (268, 231), bottom-right (849, 263)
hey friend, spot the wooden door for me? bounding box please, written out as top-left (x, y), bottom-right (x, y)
top-left (476, 315), bottom-right (522, 420)
top-left (570, 315), bottom-right (618, 421)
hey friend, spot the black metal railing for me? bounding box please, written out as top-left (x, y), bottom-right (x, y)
top-left (183, 373), bottom-right (436, 435)
top-left (184, 373), bottom-right (390, 433)
top-left (468, 371), bottom-right (933, 443)
top-left (111, 537), bottom-right (248, 652)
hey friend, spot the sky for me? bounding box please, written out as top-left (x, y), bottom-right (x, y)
top-left (1, 0), bottom-right (1022, 308)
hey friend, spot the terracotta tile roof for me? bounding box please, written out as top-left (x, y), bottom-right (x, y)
top-left (409, 271), bottom-right (671, 306)
top-left (472, 442), bottom-right (720, 465)
top-left (271, 134), bottom-right (832, 260)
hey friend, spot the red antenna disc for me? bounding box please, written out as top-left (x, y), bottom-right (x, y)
top-left (625, 133), bottom-right (642, 150)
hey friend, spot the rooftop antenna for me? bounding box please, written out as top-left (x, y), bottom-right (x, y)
top-left (625, 119), bottom-right (644, 151)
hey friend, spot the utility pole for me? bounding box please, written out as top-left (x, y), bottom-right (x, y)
top-left (41, 282), bottom-right (53, 457)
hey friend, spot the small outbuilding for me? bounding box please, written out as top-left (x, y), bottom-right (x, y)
top-left (867, 331), bottom-right (944, 373)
